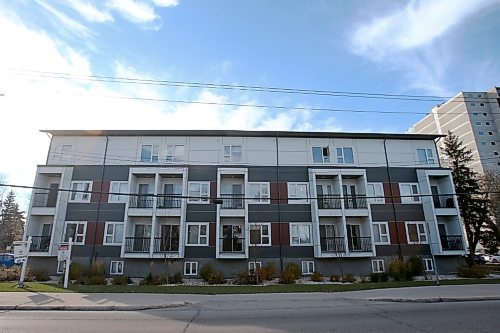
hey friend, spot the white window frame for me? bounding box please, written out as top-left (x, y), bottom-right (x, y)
top-left (141, 144), bottom-right (159, 162)
top-left (69, 181), bottom-right (92, 203)
top-left (184, 262), bottom-right (198, 276)
top-left (109, 181), bottom-right (128, 203)
top-left (288, 182), bottom-right (309, 204)
top-left (60, 144), bottom-right (73, 161)
top-left (249, 223), bottom-right (271, 246)
top-left (223, 145), bottom-right (242, 162)
top-left (110, 261), bottom-right (124, 275)
top-left (63, 221), bottom-right (87, 245)
top-left (301, 261), bottom-right (315, 275)
top-left (188, 182), bottom-right (210, 203)
top-left (367, 183), bottom-right (384, 204)
top-left (336, 147), bottom-right (354, 164)
top-left (399, 183), bottom-right (421, 203)
top-left (290, 223), bottom-right (312, 246)
top-left (248, 261), bottom-right (262, 275)
top-left (312, 146), bottom-right (331, 163)
top-left (424, 258), bottom-right (434, 272)
top-left (103, 222), bottom-right (124, 246)
top-left (166, 144), bottom-right (185, 163)
top-left (186, 223), bottom-right (209, 246)
top-left (372, 222), bottom-right (390, 245)
top-left (371, 259), bottom-right (385, 273)
top-left (416, 148), bottom-right (435, 164)
top-left (405, 222), bottom-right (428, 244)
top-left (248, 182), bottom-right (270, 204)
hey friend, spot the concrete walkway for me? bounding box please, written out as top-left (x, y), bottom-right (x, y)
top-left (0, 284), bottom-right (499, 311)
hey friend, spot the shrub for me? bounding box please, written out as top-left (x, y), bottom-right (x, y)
top-left (111, 276), bottom-right (131, 285)
top-left (234, 272), bottom-right (258, 285)
top-left (200, 264), bottom-right (215, 282)
top-left (360, 276), bottom-right (369, 283)
top-left (86, 275), bottom-right (107, 285)
top-left (31, 268), bottom-right (50, 282)
top-left (369, 272), bottom-right (389, 283)
top-left (343, 274), bottom-right (355, 283)
top-left (279, 269), bottom-right (297, 284)
top-left (69, 263), bottom-right (84, 280)
top-left (140, 273), bottom-right (163, 285)
top-left (207, 270), bottom-right (225, 285)
top-left (388, 259), bottom-right (407, 281)
top-left (257, 263), bottom-right (276, 281)
top-left (285, 263), bottom-right (301, 279)
top-left (310, 271), bottom-right (323, 282)
top-left (457, 265), bottom-right (488, 279)
top-left (329, 274), bottom-right (340, 282)
top-left (406, 256), bottom-right (424, 277)
top-left (89, 260), bottom-right (106, 277)
top-left (169, 272), bottom-right (183, 284)
top-left (0, 266), bottom-right (21, 281)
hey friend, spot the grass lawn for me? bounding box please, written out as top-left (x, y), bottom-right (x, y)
top-left (1, 279), bottom-right (499, 294)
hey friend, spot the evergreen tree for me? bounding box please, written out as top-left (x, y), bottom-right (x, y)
top-left (0, 190), bottom-right (25, 250)
top-left (441, 131), bottom-right (491, 266)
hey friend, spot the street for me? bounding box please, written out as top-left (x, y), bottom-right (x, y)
top-left (0, 297), bottom-right (498, 332)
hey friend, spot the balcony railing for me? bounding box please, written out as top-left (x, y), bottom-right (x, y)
top-left (156, 196), bottom-right (182, 209)
top-left (29, 236), bottom-right (51, 252)
top-left (347, 236), bottom-right (372, 252)
top-left (344, 195), bottom-right (368, 209)
top-left (124, 237), bottom-right (151, 253)
top-left (433, 195), bottom-right (455, 209)
top-left (320, 236), bottom-right (345, 253)
top-left (220, 194), bottom-right (244, 209)
top-left (153, 237), bottom-right (179, 253)
top-left (317, 194), bottom-right (341, 209)
top-left (219, 237), bottom-right (245, 253)
top-left (32, 192), bottom-right (57, 208)
top-left (440, 235), bottom-right (464, 250)
top-left (129, 195), bottom-right (154, 208)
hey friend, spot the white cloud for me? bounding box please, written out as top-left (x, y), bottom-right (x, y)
top-left (107, 0), bottom-right (158, 23)
top-left (151, 0), bottom-right (179, 7)
top-left (35, 0), bottom-right (92, 39)
top-left (65, 0), bottom-right (114, 23)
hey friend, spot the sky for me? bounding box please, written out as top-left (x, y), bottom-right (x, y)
top-left (0, 0), bottom-right (499, 207)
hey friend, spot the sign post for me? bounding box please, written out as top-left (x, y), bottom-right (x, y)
top-left (58, 239), bottom-right (72, 289)
top-left (14, 236), bottom-right (32, 288)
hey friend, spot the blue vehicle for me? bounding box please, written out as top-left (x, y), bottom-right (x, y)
top-left (0, 253), bottom-right (17, 268)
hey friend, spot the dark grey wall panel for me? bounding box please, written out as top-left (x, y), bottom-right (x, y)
top-left (72, 165), bottom-right (130, 181)
top-left (248, 204), bottom-right (311, 222)
top-left (375, 244), bottom-right (431, 256)
top-left (371, 204), bottom-right (425, 221)
top-left (248, 246), bottom-right (282, 258)
top-left (184, 246), bottom-right (216, 258)
top-left (188, 166), bottom-right (217, 181)
top-left (65, 203), bottom-right (125, 221)
top-left (186, 204), bottom-right (216, 222)
top-left (281, 246), bottom-right (314, 257)
top-left (366, 167), bottom-right (418, 182)
top-left (93, 246), bottom-right (122, 257)
top-left (248, 166), bottom-right (309, 182)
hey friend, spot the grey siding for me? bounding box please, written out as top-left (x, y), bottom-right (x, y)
top-left (248, 166), bottom-right (309, 182)
top-left (371, 204), bottom-right (425, 221)
top-left (72, 165), bottom-right (130, 181)
top-left (188, 166), bottom-right (217, 181)
top-left (186, 205), bottom-right (216, 222)
top-left (65, 203), bottom-right (125, 221)
top-left (248, 204), bottom-right (311, 222)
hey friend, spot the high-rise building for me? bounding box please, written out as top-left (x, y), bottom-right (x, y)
top-left (408, 86), bottom-right (500, 174)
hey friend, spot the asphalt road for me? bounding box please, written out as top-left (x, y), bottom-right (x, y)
top-left (0, 298), bottom-right (498, 333)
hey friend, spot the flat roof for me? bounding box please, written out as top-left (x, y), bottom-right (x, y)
top-left (41, 129), bottom-right (442, 140)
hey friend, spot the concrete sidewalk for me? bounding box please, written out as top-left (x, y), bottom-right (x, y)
top-left (0, 284), bottom-right (499, 311)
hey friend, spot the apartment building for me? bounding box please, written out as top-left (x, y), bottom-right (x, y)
top-left (24, 130), bottom-right (466, 278)
top-left (408, 86), bottom-right (500, 174)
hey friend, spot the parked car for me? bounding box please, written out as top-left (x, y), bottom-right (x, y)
top-left (462, 253), bottom-right (486, 264)
top-left (480, 253), bottom-right (492, 262)
top-left (0, 253), bottom-right (17, 268)
top-left (488, 253), bottom-right (500, 263)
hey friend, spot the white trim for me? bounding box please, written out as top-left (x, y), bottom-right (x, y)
top-left (140, 144), bottom-right (159, 162)
top-left (290, 223), bottom-right (312, 246)
top-left (405, 221), bottom-right (428, 244)
top-left (371, 259), bottom-right (385, 273)
top-left (223, 145), bottom-right (242, 163)
top-left (399, 183), bottom-right (421, 203)
top-left (187, 181), bottom-right (210, 204)
top-left (423, 258), bottom-right (434, 272)
top-left (109, 181), bottom-right (128, 203)
top-left (288, 182), bottom-right (309, 204)
top-left (110, 261), bottom-right (124, 275)
top-left (166, 144), bottom-right (185, 163)
top-left (248, 261), bottom-right (262, 274)
top-left (63, 221), bottom-right (87, 245)
top-left (103, 222), bottom-right (124, 246)
top-left (335, 147), bottom-right (354, 164)
top-left (301, 260), bottom-right (315, 275)
top-left (69, 181), bottom-right (92, 203)
top-left (249, 223), bottom-right (271, 246)
top-left (184, 261), bottom-right (198, 275)
top-left (367, 183), bottom-right (384, 204)
top-left (372, 222), bottom-right (390, 245)
top-left (312, 146), bottom-right (331, 163)
top-left (186, 223), bottom-right (209, 246)
top-left (247, 182), bottom-right (270, 204)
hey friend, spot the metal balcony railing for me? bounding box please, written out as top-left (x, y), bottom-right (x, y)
top-left (32, 192), bottom-right (57, 208)
top-left (220, 194), bottom-right (244, 209)
top-left (320, 237), bottom-right (345, 253)
top-left (219, 237), bottom-right (245, 253)
top-left (129, 195), bottom-right (154, 208)
top-left (29, 236), bottom-right (51, 252)
top-left (124, 237), bottom-right (151, 253)
top-left (344, 195), bottom-right (368, 209)
top-left (433, 195), bottom-right (455, 208)
top-left (153, 237), bottom-right (180, 252)
top-left (440, 235), bottom-right (464, 250)
top-left (317, 194), bottom-right (341, 209)
top-left (347, 236), bottom-right (372, 252)
top-left (156, 196), bottom-right (182, 209)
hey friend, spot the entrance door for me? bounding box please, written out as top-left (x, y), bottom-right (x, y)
top-left (40, 223), bottom-right (52, 251)
top-left (343, 185), bottom-right (357, 208)
top-left (160, 225), bottom-right (180, 251)
top-left (431, 186), bottom-right (440, 208)
top-left (222, 225), bottom-right (243, 252)
top-left (347, 224), bottom-right (361, 251)
top-left (47, 183), bottom-right (59, 207)
top-left (138, 184), bottom-right (150, 208)
top-left (134, 224), bottom-right (151, 252)
top-left (232, 184), bottom-right (243, 208)
top-left (320, 225), bottom-right (338, 252)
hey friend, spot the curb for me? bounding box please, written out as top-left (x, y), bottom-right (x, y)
top-left (0, 301), bottom-right (191, 311)
top-left (366, 296), bottom-right (500, 303)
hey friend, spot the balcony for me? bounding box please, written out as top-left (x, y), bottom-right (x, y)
top-left (347, 237), bottom-right (372, 252)
top-left (156, 196), bottom-right (182, 209)
top-left (129, 195), bottom-right (154, 208)
top-left (32, 192), bottom-right (57, 208)
top-left (219, 237), bottom-right (245, 253)
top-left (320, 237), bottom-right (345, 253)
top-left (153, 237), bottom-right (179, 253)
top-left (29, 236), bottom-right (51, 252)
top-left (317, 194), bottom-right (341, 209)
top-left (220, 194), bottom-right (244, 209)
top-left (440, 235), bottom-right (464, 251)
top-left (124, 237), bottom-right (151, 253)
top-left (344, 196), bottom-right (368, 209)
top-left (433, 195), bottom-right (455, 209)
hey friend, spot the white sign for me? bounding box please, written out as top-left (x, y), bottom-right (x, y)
top-left (58, 243), bottom-right (70, 261)
top-left (13, 241), bottom-right (29, 261)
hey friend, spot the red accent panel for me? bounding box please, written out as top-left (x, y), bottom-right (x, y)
top-left (85, 222), bottom-right (95, 245)
top-left (85, 222), bottom-right (105, 245)
top-left (388, 221), bottom-right (407, 245)
top-left (209, 223), bottom-right (216, 246)
top-left (270, 182), bottom-right (288, 204)
top-left (271, 223), bottom-right (290, 245)
top-left (91, 181), bottom-right (110, 203)
top-left (280, 223), bottom-right (290, 246)
top-left (383, 183), bottom-right (401, 204)
top-left (210, 181), bottom-right (217, 200)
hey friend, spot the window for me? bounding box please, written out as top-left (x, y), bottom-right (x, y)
top-left (486, 121), bottom-right (491, 125)
top-left (492, 142), bottom-right (497, 146)
top-left (166, 145), bottom-right (184, 163)
top-left (109, 181), bottom-right (128, 203)
top-left (188, 182), bottom-right (210, 203)
top-left (141, 144), bottom-right (159, 162)
top-left (312, 146), bottom-right (330, 163)
top-left (250, 223), bottom-right (271, 246)
top-left (472, 112), bottom-right (479, 116)
top-left (480, 103), bottom-right (485, 107)
top-left (248, 261), bottom-right (262, 275)
top-left (406, 222), bottom-right (427, 244)
top-left (223, 145), bottom-right (242, 162)
top-left (110, 261), bottom-right (124, 275)
top-left (483, 113), bottom-right (487, 116)
top-left (104, 222), bottom-right (124, 245)
top-left (467, 93), bottom-right (473, 97)
top-left (478, 94), bottom-right (482, 97)
top-left (494, 152), bottom-right (499, 156)
top-left (186, 223), bottom-right (208, 245)
top-left (301, 261), bottom-right (315, 275)
top-left (424, 258), bottom-right (434, 272)
top-left (475, 121), bottom-right (481, 126)
top-left (372, 222), bottom-right (390, 244)
top-left (69, 181), bottom-right (92, 202)
top-left (248, 183), bottom-right (270, 203)
top-left (416, 148), bottom-right (435, 164)
top-left (63, 221), bottom-right (87, 244)
top-left (489, 132), bottom-right (494, 135)
top-left (399, 183), bottom-right (420, 203)
top-left (184, 262), bottom-right (198, 275)
top-left (480, 141), bottom-right (487, 145)
top-left (336, 147), bottom-right (354, 164)
top-left (288, 183), bottom-right (309, 204)
top-left (479, 131), bottom-right (485, 135)
top-left (471, 103), bottom-right (476, 106)
top-left (367, 183), bottom-right (384, 204)
top-left (372, 260), bottom-right (385, 273)
top-left (290, 223), bottom-right (312, 245)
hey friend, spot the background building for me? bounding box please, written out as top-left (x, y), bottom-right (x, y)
top-left (24, 130), bottom-right (466, 278)
top-left (408, 86), bottom-right (500, 174)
